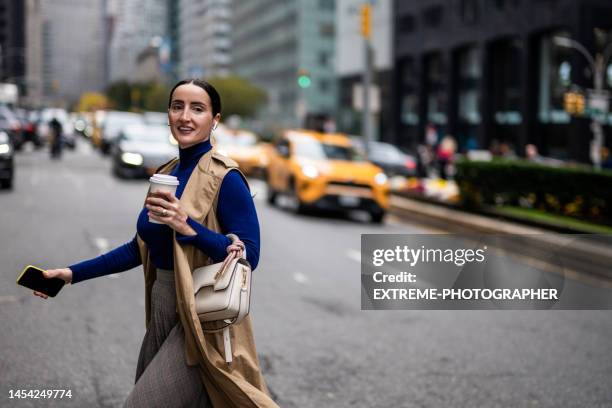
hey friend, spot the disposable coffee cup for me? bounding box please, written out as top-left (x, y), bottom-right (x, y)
top-left (148, 174), bottom-right (179, 224)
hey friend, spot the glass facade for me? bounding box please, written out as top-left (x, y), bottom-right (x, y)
top-left (456, 46), bottom-right (481, 150)
top-left (491, 38), bottom-right (522, 126)
top-left (392, 1), bottom-right (612, 162)
top-left (232, 0), bottom-right (336, 128)
top-left (538, 31), bottom-right (572, 124)
top-left (425, 53), bottom-right (447, 128)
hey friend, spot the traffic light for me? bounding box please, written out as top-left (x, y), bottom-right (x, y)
top-left (297, 69), bottom-right (311, 89)
top-left (564, 92), bottom-right (576, 114)
top-left (563, 91), bottom-right (586, 115)
top-left (575, 93), bottom-right (585, 115)
top-left (360, 4), bottom-right (371, 39)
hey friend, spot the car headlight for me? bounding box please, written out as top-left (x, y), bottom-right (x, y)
top-left (301, 164), bottom-right (319, 179)
top-left (121, 152), bottom-right (143, 166)
top-left (374, 172), bottom-right (388, 185)
top-left (0, 144), bottom-right (11, 155)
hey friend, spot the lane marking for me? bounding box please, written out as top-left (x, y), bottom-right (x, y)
top-left (385, 213), bottom-right (445, 233)
top-left (91, 236), bottom-right (120, 279)
top-left (247, 179), bottom-right (266, 201)
top-left (93, 237), bottom-right (110, 255)
top-left (0, 295), bottom-right (20, 304)
top-left (60, 169), bottom-right (85, 192)
top-left (293, 272), bottom-right (309, 284)
top-left (346, 249), bottom-right (362, 264)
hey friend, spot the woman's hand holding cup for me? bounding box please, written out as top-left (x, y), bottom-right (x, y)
top-left (146, 190), bottom-right (196, 236)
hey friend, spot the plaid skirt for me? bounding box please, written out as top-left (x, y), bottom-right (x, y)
top-left (124, 269), bottom-right (211, 408)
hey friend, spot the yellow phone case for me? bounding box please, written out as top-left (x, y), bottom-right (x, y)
top-left (16, 264), bottom-right (45, 284)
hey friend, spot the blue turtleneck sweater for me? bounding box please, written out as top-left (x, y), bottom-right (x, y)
top-left (69, 140), bottom-right (260, 283)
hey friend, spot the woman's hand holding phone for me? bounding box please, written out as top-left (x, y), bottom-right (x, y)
top-left (33, 268), bottom-right (73, 299)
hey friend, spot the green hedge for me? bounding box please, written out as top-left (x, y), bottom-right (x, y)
top-left (455, 159), bottom-right (612, 225)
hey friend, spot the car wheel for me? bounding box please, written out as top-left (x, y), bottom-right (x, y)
top-left (266, 185), bottom-right (277, 205)
top-left (1, 178), bottom-right (13, 190)
top-left (112, 164), bottom-right (126, 179)
top-left (289, 179), bottom-right (306, 214)
top-left (370, 210), bottom-right (385, 224)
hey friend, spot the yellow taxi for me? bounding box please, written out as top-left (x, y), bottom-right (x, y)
top-left (213, 125), bottom-right (269, 177)
top-left (266, 130), bottom-right (389, 222)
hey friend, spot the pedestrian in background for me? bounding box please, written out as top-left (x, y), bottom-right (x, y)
top-left (600, 147), bottom-right (612, 170)
top-left (33, 79), bottom-right (278, 408)
top-left (49, 117), bottom-right (63, 159)
top-left (436, 135), bottom-right (457, 180)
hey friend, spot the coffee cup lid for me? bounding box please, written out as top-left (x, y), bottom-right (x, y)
top-left (149, 174), bottom-right (179, 186)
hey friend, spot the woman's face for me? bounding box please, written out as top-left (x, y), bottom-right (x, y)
top-left (168, 83), bottom-right (220, 149)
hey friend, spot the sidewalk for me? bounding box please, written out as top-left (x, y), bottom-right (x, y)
top-left (389, 193), bottom-right (612, 283)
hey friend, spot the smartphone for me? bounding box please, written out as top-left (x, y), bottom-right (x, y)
top-left (16, 265), bottom-right (65, 297)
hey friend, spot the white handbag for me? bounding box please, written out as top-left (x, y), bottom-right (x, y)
top-left (192, 234), bottom-right (252, 364)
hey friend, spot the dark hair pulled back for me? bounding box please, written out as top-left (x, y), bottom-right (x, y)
top-left (167, 79), bottom-right (222, 116)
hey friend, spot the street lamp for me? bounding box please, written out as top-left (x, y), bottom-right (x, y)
top-left (553, 35), bottom-right (612, 169)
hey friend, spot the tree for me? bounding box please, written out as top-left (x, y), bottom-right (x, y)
top-left (207, 75), bottom-right (267, 118)
top-left (76, 92), bottom-right (109, 112)
top-left (105, 80), bottom-right (169, 112)
top-left (144, 82), bottom-right (169, 112)
top-left (106, 80), bottom-right (132, 111)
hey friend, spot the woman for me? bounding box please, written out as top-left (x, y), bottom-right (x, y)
top-left (33, 79), bottom-right (278, 408)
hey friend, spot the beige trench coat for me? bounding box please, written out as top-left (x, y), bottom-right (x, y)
top-left (136, 149), bottom-right (279, 407)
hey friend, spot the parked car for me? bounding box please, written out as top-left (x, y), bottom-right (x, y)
top-left (111, 124), bottom-right (178, 179)
top-left (0, 105), bottom-right (22, 150)
top-left (14, 108), bottom-right (42, 149)
top-left (352, 139), bottom-right (417, 178)
top-left (72, 114), bottom-right (92, 139)
top-left (266, 129), bottom-right (389, 222)
top-left (100, 111), bottom-right (144, 154)
top-left (143, 111), bottom-right (168, 126)
top-left (214, 125), bottom-right (269, 177)
top-left (0, 131), bottom-right (14, 189)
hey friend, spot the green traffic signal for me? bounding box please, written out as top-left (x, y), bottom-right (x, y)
top-left (298, 75), bottom-right (311, 88)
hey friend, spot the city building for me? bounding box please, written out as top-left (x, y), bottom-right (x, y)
top-left (25, 0), bottom-right (106, 106)
top-left (232, 0), bottom-right (337, 129)
top-left (1, 0), bottom-right (26, 96)
top-left (167, 0), bottom-right (181, 82)
top-left (179, 0), bottom-right (232, 80)
top-left (24, 0), bottom-right (42, 105)
top-left (393, 0), bottom-right (612, 162)
top-left (336, 0), bottom-right (392, 140)
top-left (109, 0), bottom-right (167, 82)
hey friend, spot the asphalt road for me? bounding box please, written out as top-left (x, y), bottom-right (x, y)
top-left (1, 141), bottom-right (611, 408)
